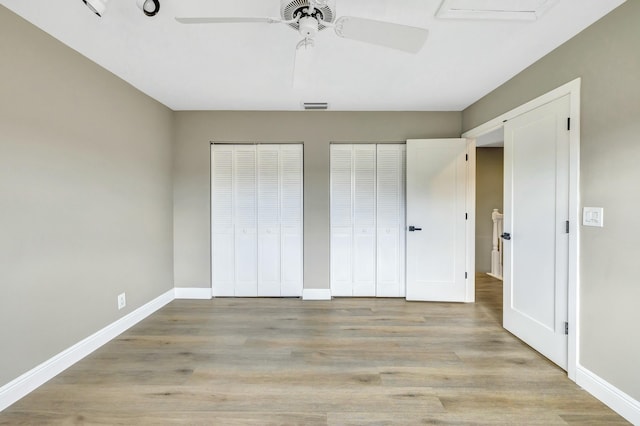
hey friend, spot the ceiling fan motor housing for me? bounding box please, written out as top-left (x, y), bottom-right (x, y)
top-left (280, 0), bottom-right (336, 31)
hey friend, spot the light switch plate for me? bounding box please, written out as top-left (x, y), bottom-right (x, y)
top-left (583, 207), bottom-right (604, 227)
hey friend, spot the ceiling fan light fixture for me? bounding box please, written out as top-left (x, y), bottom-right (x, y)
top-left (136, 0), bottom-right (160, 17)
top-left (82, 0), bottom-right (108, 17)
top-left (282, 0), bottom-right (336, 31)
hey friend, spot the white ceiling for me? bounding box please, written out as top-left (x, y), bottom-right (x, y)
top-left (1, 0), bottom-right (625, 111)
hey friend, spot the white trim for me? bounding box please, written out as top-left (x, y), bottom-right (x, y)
top-left (576, 366), bottom-right (640, 425)
top-left (463, 78), bottom-right (581, 382)
top-left (462, 79), bottom-right (581, 139)
top-left (465, 139), bottom-right (476, 303)
top-left (174, 287), bottom-right (213, 300)
top-left (0, 289), bottom-right (175, 412)
top-left (567, 80), bottom-right (581, 383)
top-left (302, 289), bottom-right (332, 300)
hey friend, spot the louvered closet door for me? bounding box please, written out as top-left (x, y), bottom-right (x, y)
top-left (376, 145), bottom-right (406, 297)
top-left (257, 145), bottom-right (281, 296)
top-left (330, 145), bottom-right (354, 296)
top-left (352, 145), bottom-right (377, 296)
top-left (234, 145), bottom-right (259, 296)
top-left (256, 145), bottom-right (304, 296)
top-left (331, 144), bottom-right (406, 297)
top-left (212, 144), bottom-right (303, 298)
top-left (211, 146), bottom-right (235, 296)
top-left (280, 145), bottom-right (304, 296)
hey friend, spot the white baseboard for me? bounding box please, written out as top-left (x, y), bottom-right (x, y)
top-left (486, 272), bottom-right (503, 281)
top-left (576, 365), bottom-right (640, 425)
top-left (0, 288), bottom-right (175, 412)
top-left (302, 288), bottom-right (332, 301)
top-left (174, 287), bottom-right (212, 299)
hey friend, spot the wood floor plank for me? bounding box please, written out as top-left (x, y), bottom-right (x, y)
top-left (0, 274), bottom-right (629, 425)
top-left (327, 410), bottom-right (569, 425)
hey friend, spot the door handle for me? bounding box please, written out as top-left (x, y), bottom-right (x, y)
top-left (501, 232), bottom-right (511, 240)
top-left (409, 226), bottom-right (422, 232)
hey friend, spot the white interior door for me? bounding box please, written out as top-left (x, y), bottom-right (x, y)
top-left (406, 139), bottom-right (469, 302)
top-left (503, 95), bottom-right (570, 370)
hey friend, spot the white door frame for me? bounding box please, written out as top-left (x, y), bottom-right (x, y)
top-left (462, 78), bottom-right (581, 381)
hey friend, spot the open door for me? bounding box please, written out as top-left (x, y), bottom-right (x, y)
top-left (503, 95), bottom-right (570, 370)
top-left (406, 139), bottom-right (470, 302)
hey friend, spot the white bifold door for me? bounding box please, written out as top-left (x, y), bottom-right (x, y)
top-left (211, 144), bottom-right (303, 297)
top-left (330, 144), bottom-right (406, 297)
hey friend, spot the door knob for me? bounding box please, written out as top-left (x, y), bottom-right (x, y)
top-left (409, 226), bottom-right (422, 232)
top-left (501, 232), bottom-right (511, 240)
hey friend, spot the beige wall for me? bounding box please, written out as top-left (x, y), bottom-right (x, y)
top-left (475, 148), bottom-right (503, 273)
top-left (173, 112), bottom-right (461, 290)
top-left (0, 7), bottom-right (174, 386)
top-left (463, 1), bottom-right (640, 400)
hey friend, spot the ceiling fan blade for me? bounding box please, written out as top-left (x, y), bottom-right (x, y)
top-left (333, 16), bottom-right (429, 54)
top-left (175, 17), bottom-right (282, 24)
top-left (293, 38), bottom-right (315, 89)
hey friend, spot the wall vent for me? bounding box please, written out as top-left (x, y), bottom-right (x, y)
top-left (436, 0), bottom-right (559, 21)
top-left (303, 102), bottom-right (329, 110)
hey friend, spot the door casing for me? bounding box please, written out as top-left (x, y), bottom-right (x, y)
top-left (462, 78), bottom-right (581, 381)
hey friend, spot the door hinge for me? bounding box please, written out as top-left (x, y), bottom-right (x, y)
top-left (564, 322), bottom-right (569, 335)
top-left (465, 213), bottom-right (468, 220)
top-left (567, 117), bottom-right (571, 131)
top-left (565, 220), bottom-right (570, 234)
top-left (465, 272), bottom-right (468, 279)
top-left (465, 154), bottom-right (469, 161)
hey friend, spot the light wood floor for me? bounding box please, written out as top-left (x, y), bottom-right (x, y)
top-left (1, 274), bottom-right (628, 425)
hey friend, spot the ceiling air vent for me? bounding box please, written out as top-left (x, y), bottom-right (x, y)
top-left (303, 102), bottom-right (329, 110)
top-left (436, 0), bottom-right (559, 21)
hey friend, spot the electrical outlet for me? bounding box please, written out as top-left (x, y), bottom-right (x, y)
top-left (117, 293), bottom-right (126, 310)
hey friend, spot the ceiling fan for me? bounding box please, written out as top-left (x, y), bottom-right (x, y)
top-left (176, 0), bottom-right (429, 86)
